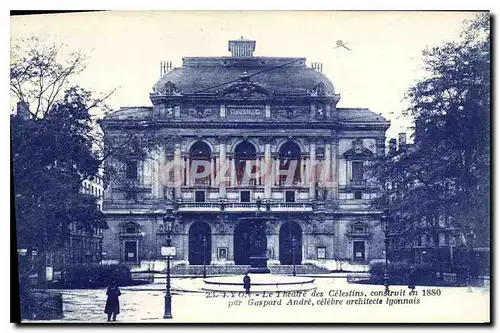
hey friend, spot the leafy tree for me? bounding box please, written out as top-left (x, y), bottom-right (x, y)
top-left (11, 37), bottom-right (168, 280)
top-left (11, 38), bottom-right (113, 289)
top-left (371, 14), bottom-right (490, 260)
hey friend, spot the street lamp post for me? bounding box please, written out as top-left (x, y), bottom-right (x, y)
top-left (202, 236), bottom-right (207, 279)
top-left (163, 209), bottom-right (174, 319)
top-left (381, 209), bottom-right (391, 295)
top-left (292, 236), bottom-right (296, 276)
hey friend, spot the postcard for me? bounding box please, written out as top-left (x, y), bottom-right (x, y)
top-left (11, 10), bottom-right (490, 324)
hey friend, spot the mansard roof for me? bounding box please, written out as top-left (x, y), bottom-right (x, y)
top-left (104, 106), bottom-right (152, 120)
top-left (338, 108), bottom-right (388, 123)
top-left (153, 57), bottom-right (335, 96)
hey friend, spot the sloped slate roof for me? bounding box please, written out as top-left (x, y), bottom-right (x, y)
top-left (154, 57), bottom-right (335, 95)
top-left (104, 107), bottom-right (153, 120)
top-left (337, 108), bottom-right (388, 123)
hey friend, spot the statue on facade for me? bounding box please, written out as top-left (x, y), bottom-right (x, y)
top-left (316, 104), bottom-right (326, 118)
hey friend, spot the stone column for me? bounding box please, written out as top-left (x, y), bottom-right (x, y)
top-left (182, 220), bottom-right (189, 264)
top-left (230, 157), bottom-right (236, 187)
top-left (376, 138), bottom-right (386, 158)
top-left (274, 156), bottom-right (279, 186)
top-left (185, 156), bottom-right (190, 186)
top-left (210, 156), bottom-right (216, 187)
top-left (324, 142), bottom-right (332, 199)
top-left (174, 143), bottom-right (182, 199)
top-left (219, 140), bottom-right (227, 198)
top-left (264, 143), bottom-right (272, 198)
top-left (266, 225), bottom-right (280, 265)
top-left (331, 139), bottom-right (339, 200)
top-left (309, 142), bottom-right (316, 199)
top-left (154, 150), bottom-right (162, 199)
top-left (300, 156), bottom-right (305, 185)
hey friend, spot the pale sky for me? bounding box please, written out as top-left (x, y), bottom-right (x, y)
top-left (10, 10), bottom-right (478, 140)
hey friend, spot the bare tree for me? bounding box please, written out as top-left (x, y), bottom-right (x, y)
top-left (10, 36), bottom-right (89, 119)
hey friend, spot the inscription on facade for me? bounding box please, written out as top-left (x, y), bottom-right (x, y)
top-left (227, 107), bottom-right (263, 117)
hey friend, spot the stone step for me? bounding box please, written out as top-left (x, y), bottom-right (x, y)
top-left (165, 264), bottom-right (331, 276)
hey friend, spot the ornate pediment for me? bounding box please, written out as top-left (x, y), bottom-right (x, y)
top-left (309, 82), bottom-right (327, 96)
top-left (308, 82), bottom-right (337, 97)
top-left (162, 81), bottom-right (183, 96)
top-left (218, 80), bottom-right (272, 100)
top-left (343, 139), bottom-right (373, 158)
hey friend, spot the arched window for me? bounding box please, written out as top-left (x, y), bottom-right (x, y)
top-left (189, 141), bottom-right (212, 185)
top-left (279, 141), bottom-right (301, 185)
top-left (234, 141), bottom-right (257, 185)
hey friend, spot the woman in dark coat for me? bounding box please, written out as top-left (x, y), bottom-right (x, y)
top-left (104, 281), bottom-right (121, 322)
top-left (408, 266), bottom-right (416, 290)
top-left (243, 273), bottom-right (251, 295)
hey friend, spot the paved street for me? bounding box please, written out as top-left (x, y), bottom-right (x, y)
top-left (24, 276), bottom-right (490, 323)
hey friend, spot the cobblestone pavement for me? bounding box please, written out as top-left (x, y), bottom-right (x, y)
top-left (24, 277), bottom-right (490, 323)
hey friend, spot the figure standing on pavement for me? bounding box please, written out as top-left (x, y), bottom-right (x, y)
top-left (243, 273), bottom-right (251, 295)
top-left (408, 265), bottom-right (416, 290)
top-left (104, 280), bottom-right (121, 322)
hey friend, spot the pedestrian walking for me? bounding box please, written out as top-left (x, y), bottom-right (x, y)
top-left (243, 273), bottom-right (251, 295)
top-left (104, 280), bottom-right (121, 322)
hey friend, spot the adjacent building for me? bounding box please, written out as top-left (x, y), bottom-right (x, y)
top-left (101, 39), bottom-right (390, 271)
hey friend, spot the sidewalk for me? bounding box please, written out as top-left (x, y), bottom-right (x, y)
top-left (23, 277), bottom-right (490, 323)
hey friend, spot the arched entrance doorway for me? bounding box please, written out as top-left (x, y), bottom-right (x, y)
top-left (234, 219), bottom-right (267, 265)
top-left (279, 221), bottom-right (302, 265)
top-left (188, 221), bottom-right (211, 265)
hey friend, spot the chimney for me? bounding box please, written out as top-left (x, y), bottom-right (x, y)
top-left (311, 62), bottom-right (323, 72)
top-left (16, 101), bottom-right (30, 120)
top-left (389, 138), bottom-right (397, 156)
top-left (398, 132), bottom-right (407, 150)
top-left (160, 61), bottom-right (173, 76)
top-left (228, 37), bottom-right (256, 57)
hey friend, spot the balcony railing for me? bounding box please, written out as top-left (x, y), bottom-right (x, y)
top-left (177, 201), bottom-right (313, 212)
top-left (349, 179), bottom-right (366, 187)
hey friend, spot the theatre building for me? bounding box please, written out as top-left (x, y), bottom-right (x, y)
top-left (101, 39), bottom-right (390, 271)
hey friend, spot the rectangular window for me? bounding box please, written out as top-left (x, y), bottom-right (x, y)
top-left (195, 190), bottom-right (206, 203)
top-left (126, 161), bottom-right (138, 179)
top-left (352, 161), bottom-right (364, 180)
top-left (354, 191), bottom-right (362, 200)
top-left (124, 241), bottom-right (137, 262)
top-left (353, 241), bottom-right (365, 262)
top-left (240, 191), bottom-right (251, 203)
top-left (285, 190), bottom-right (295, 203)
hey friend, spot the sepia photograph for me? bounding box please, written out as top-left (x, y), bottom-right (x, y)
top-left (10, 10), bottom-right (491, 323)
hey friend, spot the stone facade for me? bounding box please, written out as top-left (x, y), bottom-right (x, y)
top-left (101, 39), bottom-right (390, 270)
